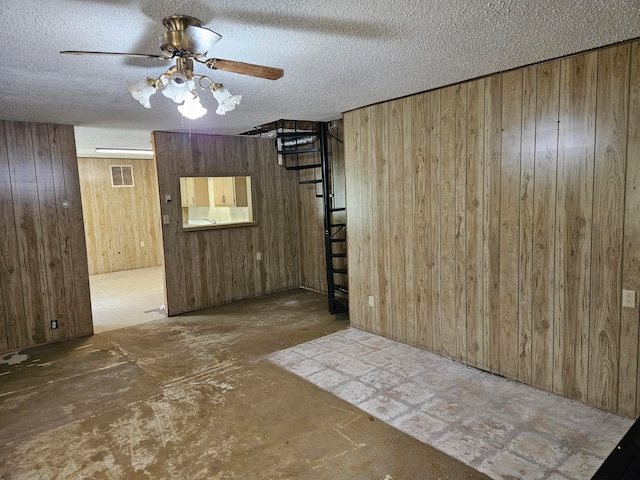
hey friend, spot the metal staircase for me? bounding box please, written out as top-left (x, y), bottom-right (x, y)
top-left (273, 120), bottom-right (348, 314)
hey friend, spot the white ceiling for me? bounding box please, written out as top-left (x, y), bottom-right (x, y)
top-left (1, 1), bottom-right (639, 157)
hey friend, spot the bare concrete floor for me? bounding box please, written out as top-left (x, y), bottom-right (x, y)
top-left (0, 290), bottom-right (487, 479)
top-left (89, 266), bottom-right (166, 333)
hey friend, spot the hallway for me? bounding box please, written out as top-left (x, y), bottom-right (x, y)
top-left (89, 266), bottom-right (166, 333)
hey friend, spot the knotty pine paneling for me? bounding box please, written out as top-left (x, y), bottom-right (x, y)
top-left (344, 40), bottom-right (640, 417)
top-left (0, 121), bottom-right (92, 353)
top-left (78, 157), bottom-right (163, 275)
top-left (153, 132), bottom-right (301, 316)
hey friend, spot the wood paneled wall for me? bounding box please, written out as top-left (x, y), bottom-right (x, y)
top-left (0, 121), bottom-right (92, 352)
top-left (344, 40), bottom-right (640, 417)
top-left (78, 157), bottom-right (163, 275)
top-left (153, 132), bottom-right (300, 316)
top-left (297, 121), bottom-right (346, 293)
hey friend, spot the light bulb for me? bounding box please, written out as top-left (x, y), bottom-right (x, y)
top-left (178, 96), bottom-right (207, 120)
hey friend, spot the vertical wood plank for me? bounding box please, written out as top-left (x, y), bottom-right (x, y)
top-left (154, 132), bottom-right (183, 315)
top-left (374, 102), bottom-right (391, 337)
top-left (430, 90), bottom-right (442, 353)
top-left (402, 96), bottom-right (416, 346)
top-left (620, 41), bottom-right (640, 418)
top-left (532, 60), bottom-right (560, 391)
top-left (5, 121), bottom-right (47, 345)
top-left (466, 79), bottom-right (485, 369)
top-left (554, 52), bottom-right (597, 402)
top-left (48, 125), bottom-right (93, 338)
top-left (413, 93), bottom-right (431, 349)
top-left (499, 69), bottom-right (523, 379)
top-left (588, 44), bottom-right (630, 411)
top-left (440, 86), bottom-right (457, 357)
top-left (454, 83), bottom-right (468, 363)
top-left (362, 107), bottom-right (375, 332)
top-left (627, 42), bottom-right (640, 419)
top-left (518, 66), bottom-right (538, 385)
top-left (345, 111), bottom-right (361, 326)
top-left (32, 123), bottom-right (62, 343)
top-left (483, 74), bottom-right (503, 373)
top-left (389, 99), bottom-right (406, 341)
top-left (0, 121), bottom-right (26, 350)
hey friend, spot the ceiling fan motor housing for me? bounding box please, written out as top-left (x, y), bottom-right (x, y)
top-left (159, 15), bottom-right (221, 58)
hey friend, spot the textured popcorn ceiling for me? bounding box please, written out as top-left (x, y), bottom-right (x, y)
top-left (1, 0), bottom-right (639, 156)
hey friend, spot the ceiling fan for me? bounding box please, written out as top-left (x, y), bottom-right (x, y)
top-left (61, 15), bottom-right (284, 119)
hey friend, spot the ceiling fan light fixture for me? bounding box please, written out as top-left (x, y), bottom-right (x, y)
top-left (212, 84), bottom-right (242, 115)
top-left (160, 73), bottom-right (196, 104)
top-left (177, 95), bottom-right (207, 120)
top-left (62, 15), bottom-right (284, 121)
top-left (127, 78), bottom-right (157, 108)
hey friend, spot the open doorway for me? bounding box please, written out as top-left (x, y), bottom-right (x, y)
top-left (89, 266), bottom-right (165, 333)
top-left (77, 155), bottom-right (166, 333)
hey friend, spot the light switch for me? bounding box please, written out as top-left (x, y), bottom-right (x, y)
top-left (256, 252), bottom-right (262, 261)
top-left (368, 295), bottom-right (374, 307)
top-left (162, 214), bottom-right (170, 225)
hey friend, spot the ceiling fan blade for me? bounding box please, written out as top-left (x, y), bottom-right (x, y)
top-left (201, 58), bottom-right (284, 80)
top-left (60, 50), bottom-right (169, 60)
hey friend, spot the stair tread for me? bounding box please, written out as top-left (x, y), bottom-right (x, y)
top-left (277, 132), bottom-right (320, 138)
top-left (285, 164), bottom-right (322, 170)
top-left (332, 268), bottom-right (347, 274)
top-left (330, 207), bottom-right (346, 212)
top-left (299, 179), bottom-right (322, 184)
top-left (331, 253), bottom-right (347, 258)
top-left (278, 147), bottom-right (321, 155)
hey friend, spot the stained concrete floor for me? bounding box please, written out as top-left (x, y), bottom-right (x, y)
top-left (0, 289), bottom-right (487, 479)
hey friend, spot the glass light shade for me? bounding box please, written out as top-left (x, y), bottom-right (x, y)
top-left (161, 72), bottom-right (196, 104)
top-left (177, 96), bottom-right (207, 120)
top-left (212, 85), bottom-right (242, 115)
top-left (127, 78), bottom-right (157, 108)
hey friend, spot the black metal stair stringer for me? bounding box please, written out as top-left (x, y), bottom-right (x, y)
top-left (276, 120), bottom-right (348, 315)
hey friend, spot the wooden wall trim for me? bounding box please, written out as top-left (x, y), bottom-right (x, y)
top-left (344, 40), bottom-right (640, 417)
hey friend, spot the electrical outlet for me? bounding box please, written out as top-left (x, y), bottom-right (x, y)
top-left (256, 252), bottom-right (262, 261)
top-left (368, 295), bottom-right (374, 307)
top-left (162, 214), bottom-right (170, 225)
top-left (50, 320), bottom-right (58, 330)
top-left (622, 289), bottom-right (636, 308)
top-left (140, 241), bottom-right (145, 247)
